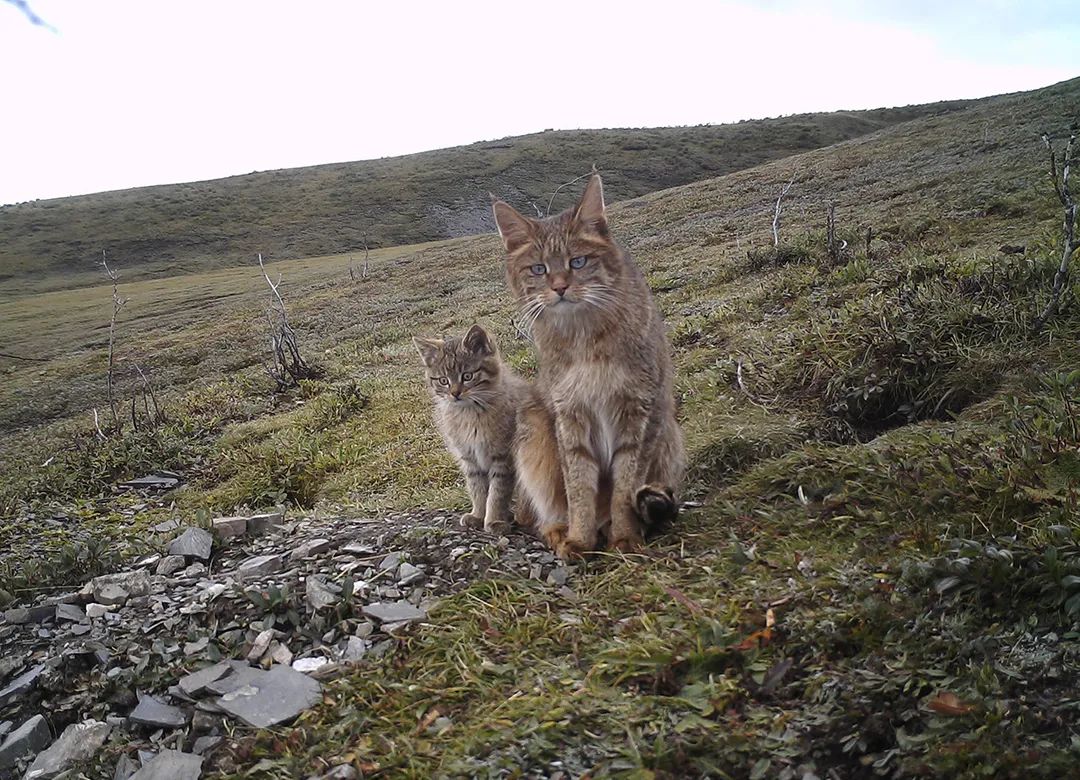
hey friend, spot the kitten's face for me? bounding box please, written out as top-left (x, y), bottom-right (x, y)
top-left (493, 175), bottom-right (624, 330)
top-left (413, 325), bottom-right (502, 408)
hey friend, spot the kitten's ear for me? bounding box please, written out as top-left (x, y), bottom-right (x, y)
top-left (463, 324), bottom-right (495, 357)
top-left (572, 173), bottom-right (608, 236)
top-left (412, 336), bottom-right (442, 367)
top-left (492, 200), bottom-right (534, 254)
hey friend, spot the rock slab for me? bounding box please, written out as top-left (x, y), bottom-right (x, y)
top-left (215, 665), bottom-right (322, 728)
top-left (24, 720), bottom-right (111, 779)
top-left (361, 602), bottom-right (426, 624)
top-left (128, 749), bottom-right (203, 780)
top-left (0, 714), bottom-right (51, 769)
top-left (168, 528), bottom-right (213, 561)
top-left (0, 664), bottom-right (44, 707)
top-left (129, 695), bottom-right (188, 729)
top-left (236, 555), bottom-right (283, 582)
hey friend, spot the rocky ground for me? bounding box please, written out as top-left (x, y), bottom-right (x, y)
top-left (0, 504), bottom-right (575, 779)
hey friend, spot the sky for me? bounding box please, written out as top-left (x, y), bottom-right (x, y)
top-left (1, 0), bottom-right (1078, 205)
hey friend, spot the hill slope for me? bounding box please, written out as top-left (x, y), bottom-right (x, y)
top-left (0, 101), bottom-right (973, 293)
top-left (1, 77), bottom-right (1079, 778)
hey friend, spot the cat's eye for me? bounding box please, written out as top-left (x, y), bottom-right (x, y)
top-left (462, 372), bottom-right (474, 381)
top-left (570, 255), bottom-right (588, 269)
top-left (437, 377), bottom-right (450, 386)
top-left (530, 263), bottom-right (547, 276)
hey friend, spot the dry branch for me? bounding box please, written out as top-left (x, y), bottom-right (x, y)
top-left (101, 251), bottom-right (127, 433)
top-left (1033, 131), bottom-right (1079, 332)
top-left (772, 172), bottom-right (797, 247)
top-left (545, 166), bottom-right (598, 216)
top-left (259, 253), bottom-right (315, 389)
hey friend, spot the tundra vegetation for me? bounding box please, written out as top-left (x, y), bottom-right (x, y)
top-left (0, 78), bottom-right (1079, 777)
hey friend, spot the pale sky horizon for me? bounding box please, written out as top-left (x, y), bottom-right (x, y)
top-left (2, 0), bottom-right (1078, 206)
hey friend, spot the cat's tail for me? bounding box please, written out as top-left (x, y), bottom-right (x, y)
top-left (635, 483), bottom-right (678, 534)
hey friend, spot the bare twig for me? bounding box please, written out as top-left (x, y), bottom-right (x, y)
top-left (735, 358), bottom-right (775, 410)
top-left (134, 364), bottom-right (164, 424)
top-left (92, 408), bottom-right (107, 441)
top-left (545, 165), bottom-right (598, 216)
top-left (0, 351), bottom-right (48, 362)
top-left (772, 171), bottom-right (797, 247)
top-left (1033, 131), bottom-right (1079, 332)
top-left (258, 253), bottom-right (314, 389)
top-left (101, 251), bottom-right (128, 434)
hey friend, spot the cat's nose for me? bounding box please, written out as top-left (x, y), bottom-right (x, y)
top-left (451, 386), bottom-right (463, 399)
top-left (551, 280), bottom-right (568, 296)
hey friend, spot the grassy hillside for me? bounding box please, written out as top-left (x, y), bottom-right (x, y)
top-left (2, 76), bottom-right (1079, 777)
top-left (0, 101), bottom-right (975, 295)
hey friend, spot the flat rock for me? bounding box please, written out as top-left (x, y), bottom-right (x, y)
top-left (235, 555), bottom-right (283, 582)
top-left (246, 629), bottom-right (275, 662)
top-left (377, 552), bottom-right (403, 573)
top-left (128, 749), bottom-right (203, 780)
top-left (339, 636), bottom-right (367, 663)
top-left (215, 665), bottom-right (322, 728)
top-left (178, 661), bottom-right (231, 697)
top-left (86, 603), bottom-right (111, 619)
top-left (305, 577), bottom-right (339, 611)
top-left (54, 603), bottom-right (86, 623)
top-left (397, 563), bottom-right (426, 586)
top-left (211, 516), bottom-right (247, 540)
top-left (113, 752), bottom-right (138, 780)
top-left (0, 664), bottom-right (45, 707)
top-left (87, 570), bottom-right (152, 603)
top-left (246, 512), bottom-right (284, 535)
top-left (289, 538), bottom-right (331, 561)
top-left (152, 519), bottom-right (181, 534)
top-left (0, 714), bottom-right (51, 769)
top-left (291, 657), bottom-right (329, 674)
top-left (129, 694), bottom-right (189, 729)
top-left (4, 605), bottom-right (54, 625)
top-left (204, 662), bottom-right (265, 697)
top-left (168, 528), bottom-right (213, 561)
top-left (155, 556), bottom-right (187, 576)
top-left (24, 719), bottom-right (111, 779)
top-left (191, 736), bottom-right (221, 756)
top-left (361, 602), bottom-right (426, 624)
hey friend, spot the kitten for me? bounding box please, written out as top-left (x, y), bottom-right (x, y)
top-left (413, 324), bottom-right (528, 534)
top-left (492, 174), bottom-right (685, 559)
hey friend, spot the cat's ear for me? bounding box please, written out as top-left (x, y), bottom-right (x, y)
top-left (412, 336), bottom-right (443, 367)
top-left (463, 324), bottom-right (495, 357)
top-left (573, 173), bottom-right (608, 236)
top-left (492, 200), bottom-right (534, 254)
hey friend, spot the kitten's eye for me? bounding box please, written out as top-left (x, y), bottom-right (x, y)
top-left (530, 263), bottom-right (547, 276)
top-left (569, 255), bottom-right (587, 269)
top-left (462, 372), bottom-right (474, 382)
top-left (437, 377), bottom-right (450, 386)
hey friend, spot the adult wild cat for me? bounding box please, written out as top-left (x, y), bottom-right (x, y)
top-left (493, 174), bottom-right (685, 558)
top-left (414, 324), bottom-right (527, 534)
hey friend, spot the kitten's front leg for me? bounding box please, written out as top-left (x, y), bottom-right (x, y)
top-left (555, 409), bottom-right (600, 559)
top-left (483, 455), bottom-right (514, 534)
top-left (459, 460), bottom-right (489, 530)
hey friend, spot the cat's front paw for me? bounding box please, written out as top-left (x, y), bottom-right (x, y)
top-left (609, 533), bottom-right (645, 554)
top-left (557, 535), bottom-right (594, 561)
top-left (541, 524), bottom-right (568, 550)
top-left (484, 517), bottom-right (510, 535)
top-left (459, 513), bottom-right (484, 530)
